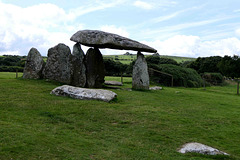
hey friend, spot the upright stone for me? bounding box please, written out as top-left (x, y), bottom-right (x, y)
top-left (70, 43), bottom-right (86, 87)
top-left (132, 51), bottom-right (149, 90)
top-left (43, 43), bottom-right (72, 84)
top-left (23, 48), bottom-right (44, 79)
top-left (85, 48), bottom-right (105, 88)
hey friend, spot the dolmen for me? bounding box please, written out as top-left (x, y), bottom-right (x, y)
top-left (71, 30), bottom-right (157, 90)
top-left (23, 29), bottom-right (157, 91)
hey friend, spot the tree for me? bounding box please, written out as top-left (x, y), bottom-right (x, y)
top-left (217, 55), bottom-right (240, 78)
top-left (103, 59), bottom-right (128, 76)
top-left (188, 56), bottom-right (222, 73)
top-left (146, 56), bottom-right (178, 65)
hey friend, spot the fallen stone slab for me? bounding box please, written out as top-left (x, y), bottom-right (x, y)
top-left (51, 85), bottom-right (117, 102)
top-left (104, 81), bottom-right (123, 86)
top-left (149, 86), bottom-right (162, 90)
top-left (178, 142), bottom-right (229, 156)
top-left (70, 30), bottom-right (157, 53)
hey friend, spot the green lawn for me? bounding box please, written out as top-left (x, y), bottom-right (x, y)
top-left (0, 72), bottom-right (239, 159)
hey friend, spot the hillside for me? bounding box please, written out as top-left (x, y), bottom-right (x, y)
top-left (103, 54), bottom-right (196, 64)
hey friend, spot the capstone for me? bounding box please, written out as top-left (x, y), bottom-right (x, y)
top-left (70, 30), bottom-right (157, 53)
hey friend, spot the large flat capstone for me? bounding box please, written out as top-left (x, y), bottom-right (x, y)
top-left (51, 85), bottom-right (117, 102)
top-left (70, 30), bottom-right (157, 53)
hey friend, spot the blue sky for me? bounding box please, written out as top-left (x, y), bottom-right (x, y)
top-left (1, 0), bottom-right (240, 57)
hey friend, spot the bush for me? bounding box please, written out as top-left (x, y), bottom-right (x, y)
top-left (202, 72), bottom-right (224, 85)
top-left (148, 64), bottom-right (203, 87)
top-left (103, 59), bottom-right (128, 76)
top-left (0, 66), bottom-right (24, 72)
top-left (146, 56), bottom-right (178, 65)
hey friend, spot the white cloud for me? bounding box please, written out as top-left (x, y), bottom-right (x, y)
top-left (0, 50), bottom-right (20, 56)
top-left (236, 29), bottom-right (240, 36)
top-left (133, 1), bottom-right (153, 10)
top-left (100, 25), bottom-right (130, 37)
top-left (0, 2), bottom-right (84, 56)
top-left (143, 35), bottom-right (240, 57)
top-left (70, 0), bottom-right (125, 16)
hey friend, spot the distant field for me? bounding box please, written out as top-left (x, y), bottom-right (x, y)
top-left (103, 55), bottom-right (196, 64)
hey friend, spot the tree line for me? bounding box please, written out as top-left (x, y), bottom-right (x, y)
top-left (2, 54), bottom-right (240, 87)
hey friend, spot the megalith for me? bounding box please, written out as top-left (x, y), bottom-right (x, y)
top-left (132, 51), bottom-right (149, 90)
top-left (70, 30), bottom-right (157, 53)
top-left (51, 85), bottom-right (117, 102)
top-left (70, 43), bottom-right (86, 87)
top-left (43, 43), bottom-right (72, 84)
top-left (85, 48), bottom-right (105, 88)
top-left (23, 48), bottom-right (44, 79)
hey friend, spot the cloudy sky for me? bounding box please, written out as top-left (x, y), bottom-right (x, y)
top-left (1, 0), bottom-right (240, 57)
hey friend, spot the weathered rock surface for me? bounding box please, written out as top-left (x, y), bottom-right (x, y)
top-left (43, 43), bottom-right (72, 84)
top-left (51, 85), bottom-right (117, 102)
top-left (104, 81), bottom-right (122, 86)
top-left (70, 43), bottom-right (86, 87)
top-left (132, 51), bottom-right (149, 90)
top-left (23, 48), bottom-right (44, 79)
top-left (70, 30), bottom-right (157, 53)
top-left (85, 48), bottom-right (105, 88)
top-left (178, 142), bottom-right (229, 156)
top-left (149, 86), bottom-right (162, 90)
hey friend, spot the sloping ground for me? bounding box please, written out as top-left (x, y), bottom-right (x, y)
top-left (0, 73), bottom-right (239, 159)
top-left (103, 54), bottom-right (195, 64)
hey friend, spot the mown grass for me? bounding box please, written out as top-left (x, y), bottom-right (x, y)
top-left (0, 72), bottom-right (23, 79)
top-left (0, 72), bottom-right (240, 159)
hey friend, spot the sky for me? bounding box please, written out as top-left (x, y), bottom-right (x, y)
top-left (1, 0), bottom-right (240, 57)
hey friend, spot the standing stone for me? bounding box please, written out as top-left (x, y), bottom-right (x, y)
top-left (23, 48), bottom-right (44, 79)
top-left (132, 51), bottom-right (149, 90)
top-left (70, 43), bottom-right (86, 87)
top-left (43, 43), bottom-right (72, 84)
top-left (85, 48), bottom-right (105, 88)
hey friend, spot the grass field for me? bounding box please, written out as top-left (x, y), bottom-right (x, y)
top-left (103, 55), bottom-right (196, 64)
top-left (0, 72), bottom-right (240, 159)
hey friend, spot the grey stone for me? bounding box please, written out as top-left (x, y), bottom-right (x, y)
top-left (178, 142), bottom-right (229, 156)
top-left (104, 81), bottom-right (122, 86)
top-left (85, 48), bottom-right (105, 88)
top-left (149, 86), bottom-right (162, 90)
top-left (70, 30), bottom-right (157, 53)
top-left (70, 43), bottom-right (86, 87)
top-left (132, 51), bottom-right (149, 90)
top-left (51, 85), bottom-right (117, 102)
top-left (43, 43), bottom-right (72, 84)
top-left (23, 48), bottom-right (44, 79)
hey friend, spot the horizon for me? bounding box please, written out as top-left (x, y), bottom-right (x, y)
top-left (0, 0), bottom-right (240, 58)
